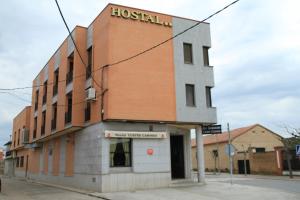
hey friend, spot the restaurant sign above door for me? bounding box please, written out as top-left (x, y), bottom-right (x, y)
top-left (105, 130), bottom-right (167, 139)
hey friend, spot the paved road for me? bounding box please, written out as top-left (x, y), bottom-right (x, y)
top-left (206, 174), bottom-right (300, 194)
top-left (1, 175), bottom-right (299, 200)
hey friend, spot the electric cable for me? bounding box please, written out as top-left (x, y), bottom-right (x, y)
top-left (54, 0), bottom-right (102, 89)
top-left (0, 0), bottom-right (239, 91)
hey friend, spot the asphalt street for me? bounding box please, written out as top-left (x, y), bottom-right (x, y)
top-left (0, 175), bottom-right (299, 200)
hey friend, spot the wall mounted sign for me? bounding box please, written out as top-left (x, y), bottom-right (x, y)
top-left (111, 7), bottom-right (172, 27)
top-left (202, 125), bottom-right (222, 135)
top-left (147, 148), bottom-right (154, 155)
top-left (105, 130), bottom-right (167, 139)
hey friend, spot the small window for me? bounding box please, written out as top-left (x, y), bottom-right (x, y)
top-left (33, 117), bottom-right (37, 139)
top-left (212, 149), bottom-right (218, 157)
top-left (185, 84), bottom-right (195, 107)
top-left (255, 148), bottom-right (265, 153)
top-left (109, 138), bottom-right (131, 167)
top-left (17, 129), bottom-right (20, 145)
top-left (203, 46), bottom-right (210, 66)
top-left (86, 47), bottom-right (93, 79)
top-left (183, 43), bottom-right (193, 64)
top-left (41, 111), bottom-right (46, 135)
top-left (20, 156), bottom-right (24, 167)
top-left (16, 157), bottom-right (20, 167)
top-left (206, 86), bottom-right (212, 107)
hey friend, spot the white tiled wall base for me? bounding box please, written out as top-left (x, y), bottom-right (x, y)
top-left (101, 172), bottom-right (171, 192)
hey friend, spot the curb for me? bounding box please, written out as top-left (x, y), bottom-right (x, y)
top-left (25, 179), bottom-right (111, 200)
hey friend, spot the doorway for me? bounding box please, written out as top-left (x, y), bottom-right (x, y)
top-left (238, 160), bottom-right (250, 174)
top-left (170, 135), bottom-right (185, 179)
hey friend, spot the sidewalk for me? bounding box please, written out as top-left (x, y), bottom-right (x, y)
top-left (204, 172), bottom-right (300, 181)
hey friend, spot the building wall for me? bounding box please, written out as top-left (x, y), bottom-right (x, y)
top-left (14, 148), bottom-right (29, 177)
top-left (193, 125), bottom-right (284, 173)
top-left (25, 122), bottom-right (193, 192)
top-left (11, 4), bottom-right (212, 192)
top-left (232, 125), bottom-right (283, 151)
top-left (104, 5), bottom-right (176, 122)
top-left (11, 106), bottom-right (31, 150)
top-left (249, 151), bottom-right (281, 175)
top-left (192, 142), bottom-right (229, 171)
top-left (4, 158), bottom-right (14, 176)
top-left (172, 17), bottom-right (216, 123)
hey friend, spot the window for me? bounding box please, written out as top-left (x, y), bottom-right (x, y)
top-left (66, 54), bottom-right (74, 85)
top-left (41, 111), bottom-right (46, 135)
top-left (53, 69), bottom-right (59, 96)
top-left (212, 149), bottom-right (218, 157)
top-left (183, 43), bottom-right (193, 64)
top-left (33, 117), bottom-right (37, 139)
top-left (206, 86), bottom-right (212, 107)
top-left (255, 148), bottom-right (266, 153)
top-left (13, 131), bottom-right (16, 147)
top-left (43, 81), bottom-right (47, 104)
top-left (17, 129), bottom-right (20, 145)
top-left (20, 156), bottom-right (24, 167)
top-left (16, 157), bottom-right (20, 167)
top-left (85, 101), bottom-right (91, 122)
top-left (185, 84), bottom-right (195, 106)
top-left (109, 138), bottom-right (131, 167)
top-left (52, 103), bottom-right (57, 130)
top-left (86, 47), bottom-right (92, 79)
top-left (203, 46), bottom-right (210, 66)
top-left (35, 90), bottom-right (39, 111)
top-left (65, 92), bottom-right (72, 124)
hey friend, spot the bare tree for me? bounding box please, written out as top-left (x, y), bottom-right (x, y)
top-left (281, 125), bottom-right (300, 178)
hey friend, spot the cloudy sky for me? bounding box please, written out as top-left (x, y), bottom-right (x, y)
top-left (0, 0), bottom-right (299, 147)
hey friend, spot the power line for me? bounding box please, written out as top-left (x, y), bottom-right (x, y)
top-left (0, 91), bottom-right (31, 103)
top-left (0, 91), bottom-right (100, 107)
top-left (103, 0), bottom-right (240, 68)
top-left (54, 0), bottom-right (102, 89)
top-left (0, 0), bottom-right (239, 91)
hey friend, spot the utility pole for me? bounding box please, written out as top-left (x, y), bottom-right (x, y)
top-left (227, 123), bottom-right (233, 185)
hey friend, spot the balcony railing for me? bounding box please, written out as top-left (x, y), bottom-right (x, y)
top-left (66, 71), bottom-right (73, 85)
top-left (51, 119), bottom-right (56, 131)
top-left (53, 84), bottom-right (58, 96)
top-left (41, 125), bottom-right (45, 136)
top-left (65, 111), bottom-right (72, 124)
top-left (42, 95), bottom-right (47, 104)
top-left (85, 107), bottom-right (91, 122)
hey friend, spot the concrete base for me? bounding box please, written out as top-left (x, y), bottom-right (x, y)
top-left (101, 172), bottom-right (171, 192)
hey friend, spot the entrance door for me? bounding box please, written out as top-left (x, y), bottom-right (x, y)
top-left (170, 135), bottom-right (185, 179)
top-left (238, 160), bottom-right (250, 174)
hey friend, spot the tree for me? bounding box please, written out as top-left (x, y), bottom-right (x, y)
top-left (281, 125), bottom-right (300, 178)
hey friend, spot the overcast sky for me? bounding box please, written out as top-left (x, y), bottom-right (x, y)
top-left (0, 0), bottom-right (299, 147)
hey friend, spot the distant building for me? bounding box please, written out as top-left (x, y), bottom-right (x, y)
top-left (0, 148), bottom-right (4, 161)
top-left (192, 124), bottom-right (284, 175)
top-left (7, 3), bottom-right (217, 192)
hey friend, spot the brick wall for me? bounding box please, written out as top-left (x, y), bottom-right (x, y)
top-left (249, 151), bottom-right (281, 175)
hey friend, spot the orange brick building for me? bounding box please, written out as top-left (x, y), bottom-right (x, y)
top-left (9, 4), bottom-right (217, 192)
